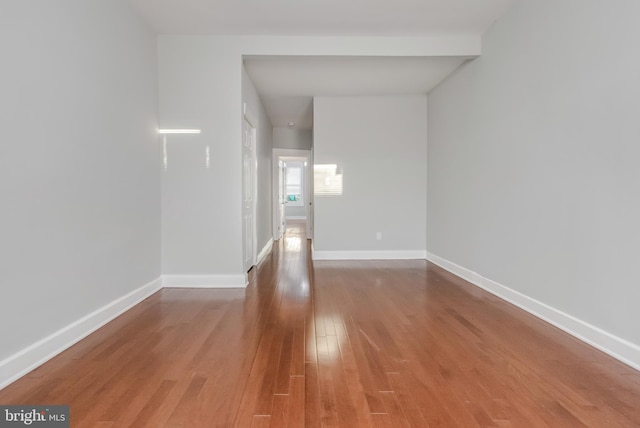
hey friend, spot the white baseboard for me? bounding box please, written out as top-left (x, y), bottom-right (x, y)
top-left (257, 239), bottom-right (274, 264)
top-left (427, 252), bottom-right (640, 372)
top-left (162, 274), bottom-right (248, 288)
top-left (286, 216), bottom-right (307, 220)
top-left (0, 277), bottom-right (163, 391)
top-left (312, 250), bottom-right (428, 261)
top-left (1, 270), bottom-right (252, 391)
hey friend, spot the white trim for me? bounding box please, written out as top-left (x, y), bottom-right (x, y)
top-left (0, 277), bottom-right (163, 391)
top-left (285, 216), bottom-right (307, 220)
top-left (243, 104), bottom-right (258, 129)
top-left (427, 252), bottom-right (640, 372)
top-left (162, 274), bottom-right (248, 289)
top-left (312, 250), bottom-right (428, 261)
top-left (257, 239), bottom-right (274, 264)
top-left (243, 118), bottom-right (258, 271)
top-left (427, 253), bottom-right (483, 285)
top-left (0, 270), bottom-right (254, 391)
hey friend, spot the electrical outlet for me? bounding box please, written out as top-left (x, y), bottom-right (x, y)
top-left (376, 232), bottom-right (382, 240)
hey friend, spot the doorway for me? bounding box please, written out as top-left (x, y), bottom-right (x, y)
top-left (272, 149), bottom-right (313, 242)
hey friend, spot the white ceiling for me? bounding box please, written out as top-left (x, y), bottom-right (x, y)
top-left (244, 56), bottom-right (472, 129)
top-left (132, 0), bottom-right (513, 130)
top-left (131, 0), bottom-right (513, 37)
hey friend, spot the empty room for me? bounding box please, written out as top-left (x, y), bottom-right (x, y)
top-left (1, 0), bottom-right (640, 426)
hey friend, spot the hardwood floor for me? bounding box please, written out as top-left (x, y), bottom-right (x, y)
top-left (1, 220), bottom-right (640, 426)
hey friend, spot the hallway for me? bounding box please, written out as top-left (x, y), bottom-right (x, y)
top-left (1, 223), bottom-right (640, 426)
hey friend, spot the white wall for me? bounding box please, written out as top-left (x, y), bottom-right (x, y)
top-left (0, 0), bottom-right (159, 362)
top-left (428, 0), bottom-right (640, 367)
top-left (273, 128), bottom-right (313, 151)
top-left (158, 35), bottom-right (479, 276)
top-left (159, 38), bottom-right (243, 277)
top-left (286, 206), bottom-right (307, 219)
top-left (313, 96), bottom-right (427, 258)
top-left (242, 66), bottom-right (274, 252)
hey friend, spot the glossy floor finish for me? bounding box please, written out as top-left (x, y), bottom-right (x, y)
top-left (2, 221), bottom-right (640, 427)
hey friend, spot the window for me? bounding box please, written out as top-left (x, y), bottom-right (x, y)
top-left (285, 164), bottom-right (304, 206)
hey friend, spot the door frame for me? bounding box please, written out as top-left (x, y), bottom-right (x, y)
top-left (272, 148), bottom-right (313, 241)
top-left (243, 116), bottom-right (258, 271)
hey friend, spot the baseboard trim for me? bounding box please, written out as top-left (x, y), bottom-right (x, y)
top-left (162, 274), bottom-right (248, 288)
top-left (427, 252), bottom-right (640, 372)
top-left (0, 277), bottom-right (163, 391)
top-left (312, 250), bottom-right (428, 261)
top-left (1, 270), bottom-right (251, 391)
top-left (286, 216), bottom-right (307, 220)
top-left (257, 239), bottom-right (274, 264)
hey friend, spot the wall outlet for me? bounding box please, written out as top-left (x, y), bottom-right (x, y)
top-left (376, 232), bottom-right (382, 240)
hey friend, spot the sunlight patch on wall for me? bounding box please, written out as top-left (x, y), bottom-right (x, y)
top-left (314, 164), bottom-right (343, 196)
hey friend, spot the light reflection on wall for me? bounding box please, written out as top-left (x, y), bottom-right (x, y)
top-left (314, 164), bottom-right (343, 196)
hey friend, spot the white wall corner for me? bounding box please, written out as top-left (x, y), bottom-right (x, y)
top-left (312, 250), bottom-right (428, 261)
top-left (162, 274), bottom-right (248, 289)
top-left (0, 277), bottom-right (163, 391)
top-left (426, 252), bottom-right (640, 372)
top-left (257, 239), bottom-right (274, 264)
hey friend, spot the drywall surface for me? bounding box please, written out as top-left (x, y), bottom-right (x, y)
top-left (158, 34), bottom-right (478, 274)
top-left (0, 0), bottom-right (160, 361)
top-left (285, 207), bottom-right (306, 218)
top-left (159, 37), bottom-right (243, 275)
top-left (428, 0), bottom-right (640, 346)
top-left (314, 96), bottom-right (427, 254)
top-left (273, 128), bottom-right (313, 150)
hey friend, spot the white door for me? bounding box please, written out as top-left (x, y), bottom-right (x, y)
top-left (242, 119), bottom-right (257, 271)
top-left (306, 157), bottom-right (313, 239)
top-left (279, 161), bottom-right (287, 236)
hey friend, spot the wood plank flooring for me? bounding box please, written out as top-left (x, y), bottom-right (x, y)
top-left (1, 220), bottom-right (640, 426)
